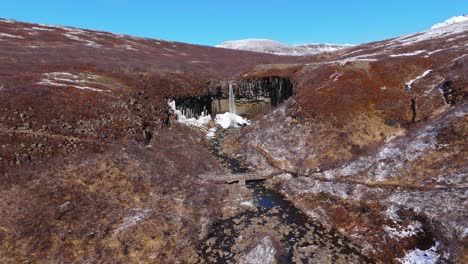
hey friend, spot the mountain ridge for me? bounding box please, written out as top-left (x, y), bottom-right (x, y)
top-left (216, 38), bottom-right (353, 56)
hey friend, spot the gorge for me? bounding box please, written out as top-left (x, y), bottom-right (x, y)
top-left (0, 15), bottom-right (466, 264)
top-left (170, 76), bottom-right (295, 121)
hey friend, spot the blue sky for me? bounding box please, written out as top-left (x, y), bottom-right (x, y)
top-left (0, 0), bottom-right (466, 45)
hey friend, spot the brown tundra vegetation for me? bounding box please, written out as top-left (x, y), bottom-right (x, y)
top-left (0, 17), bottom-right (467, 263)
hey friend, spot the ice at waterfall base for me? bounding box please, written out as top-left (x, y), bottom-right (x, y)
top-left (169, 100), bottom-right (250, 130)
top-left (214, 112), bottom-right (250, 129)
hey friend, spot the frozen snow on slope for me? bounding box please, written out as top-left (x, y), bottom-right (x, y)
top-left (38, 79), bottom-right (106, 92)
top-left (336, 17), bottom-right (467, 60)
top-left (64, 32), bottom-right (102, 47)
top-left (216, 38), bottom-right (352, 56)
top-left (31, 26), bottom-right (55, 31)
top-left (406, 70), bottom-right (432, 89)
top-left (384, 221), bottom-right (422, 238)
top-left (390, 17), bottom-right (468, 47)
top-left (0, 32), bottom-right (24, 39)
top-left (390, 50), bottom-right (426, 57)
top-left (322, 112), bottom-right (440, 181)
top-left (0, 19), bottom-right (15, 24)
top-left (385, 205), bottom-right (401, 222)
top-left (38, 72), bottom-right (108, 92)
top-left (431, 15), bottom-right (468, 29)
top-left (397, 244), bottom-right (440, 264)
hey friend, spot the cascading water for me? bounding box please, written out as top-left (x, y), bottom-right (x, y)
top-left (228, 83), bottom-right (236, 114)
top-left (213, 83), bottom-right (249, 129)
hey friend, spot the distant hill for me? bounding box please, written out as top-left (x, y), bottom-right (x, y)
top-left (216, 38), bottom-right (352, 56)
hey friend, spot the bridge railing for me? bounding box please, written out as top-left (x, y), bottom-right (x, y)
top-left (199, 172), bottom-right (270, 182)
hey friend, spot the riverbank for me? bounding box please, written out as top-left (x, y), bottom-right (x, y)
top-left (197, 129), bottom-right (371, 263)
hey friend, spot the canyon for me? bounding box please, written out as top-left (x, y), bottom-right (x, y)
top-left (0, 16), bottom-right (467, 263)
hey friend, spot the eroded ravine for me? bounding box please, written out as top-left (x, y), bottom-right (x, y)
top-left (197, 129), bottom-right (372, 263)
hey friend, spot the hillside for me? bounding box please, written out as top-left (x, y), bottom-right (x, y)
top-left (0, 18), bottom-right (306, 172)
top-left (0, 16), bottom-right (467, 263)
top-left (223, 17), bottom-right (467, 262)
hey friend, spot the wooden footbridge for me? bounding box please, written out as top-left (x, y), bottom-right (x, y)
top-left (200, 172), bottom-right (281, 185)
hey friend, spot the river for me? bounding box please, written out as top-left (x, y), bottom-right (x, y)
top-left (197, 130), bottom-right (372, 263)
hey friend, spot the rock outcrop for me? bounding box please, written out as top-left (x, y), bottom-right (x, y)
top-left (236, 76), bottom-right (294, 106)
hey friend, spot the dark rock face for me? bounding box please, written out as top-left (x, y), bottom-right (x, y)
top-left (439, 80), bottom-right (464, 106)
top-left (174, 95), bottom-right (213, 118)
top-left (236, 76), bottom-right (294, 106)
top-left (172, 77), bottom-right (294, 118)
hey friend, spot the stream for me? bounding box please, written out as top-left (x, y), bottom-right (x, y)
top-left (197, 129), bottom-right (372, 263)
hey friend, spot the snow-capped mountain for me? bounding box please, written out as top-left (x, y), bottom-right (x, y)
top-left (431, 15), bottom-right (468, 29)
top-left (297, 43), bottom-right (354, 54)
top-left (215, 38), bottom-right (352, 56)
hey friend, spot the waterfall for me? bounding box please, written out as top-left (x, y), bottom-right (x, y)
top-left (228, 83), bottom-right (236, 114)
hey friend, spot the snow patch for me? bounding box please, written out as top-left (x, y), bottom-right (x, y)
top-left (119, 44), bottom-right (139, 51)
top-left (206, 127), bottom-right (217, 139)
top-left (450, 54), bottom-right (467, 63)
top-left (240, 201), bottom-right (254, 207)
top-left (0, 32), bottom-right (24, 39)
top-left (329, 71), bottom-right (343, 82)
top-left (397, 243), bottom-right (439, 264)
top-left (215, 112), bottom-right (250, 129)
top-left (0, 19), bottom-right (15, 24)
top-left (385, 205), bottom-right (401, 222)
top-left (239, 236), bottom-right (276, 264)
top-left (31, 26), bottom-right (55, 31)
top-left (406, 70), bottom-right (432, 89)
top-left (64, 32), bottom-right (102, 47)
top-left (115, 208), bottom-right (151, 234)
top-left (337, 57), bottom-right (378, 65)
top-left (389, 18), bottom-right (468, 47)
top-left (38, 79), bottom-right (105, 92)
top-left (384, 221), bottom-right (422, 238)
top-left (384, 130), bottom-right (406, 143)
top-left (427, 48), bottom-right (447, 55)
top-left (274, 173), bottom-right (293, 181)
top-left (390, 50), bottom-right (426, 57)
top-left (38, 72), bottom-right (108, 92)
top-left (298, 43), bottom-right (354, 53)
top-left (216, 38), bottom-right (351, 56)
top-left (190, 60), bottom-right (210, 64)
top-left (431, 15), bottom-right (468, 29)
